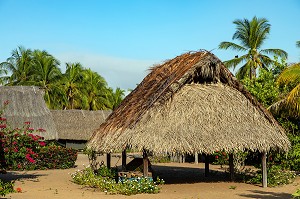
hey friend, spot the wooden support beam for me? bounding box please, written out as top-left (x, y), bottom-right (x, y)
top-left (205, 154), bottom-right (209, 177)
top-left (122, 149), bottom-right (127, 170)
top-left (106, 153), bottom-right (111, 169)
top-left (262, 152), bottom-right (267, 188)
top-left (182, 154), bottom-right (185, 163)
top-left (143, 150), bottom-right (149, 177)
top-left (229, 153), bottom-right (234, 181)
top-left (195, 152), bottom-right (198, 164)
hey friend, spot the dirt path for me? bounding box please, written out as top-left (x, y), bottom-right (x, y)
top-left (1, 154), bottom-right (299, 199)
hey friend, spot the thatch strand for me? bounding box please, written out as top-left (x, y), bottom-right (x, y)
top-left (88, 51), bottom-right (290, 154)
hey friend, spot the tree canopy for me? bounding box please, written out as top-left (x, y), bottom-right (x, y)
top-left (0, 46), bottom-right (125, 110)
top-left (219, 16), bottom-right (288, 80)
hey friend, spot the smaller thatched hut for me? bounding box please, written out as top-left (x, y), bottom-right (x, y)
top-left (51, 109), bottom-right (111, 149)
top-left (0, 86), bottom-right (58, 140)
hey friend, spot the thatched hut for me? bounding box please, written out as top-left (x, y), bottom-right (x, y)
top-left (88, 51), bottom-right (290, 187)
top-left (0, 86), bottom-right (58, 140)
top-left (51, 109), bottom-right (111, 149)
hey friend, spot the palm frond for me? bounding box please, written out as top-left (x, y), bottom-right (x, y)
top-left (223, 54), bottom-right (248, 69)
top-left (277, 63), bottom-right (300, 85)
top-left (296, 41), bottom-right (300, 48)
top-left (218, 42), bottom-right (247, 52)
top-left (260, 49), bottom-right (288, 59)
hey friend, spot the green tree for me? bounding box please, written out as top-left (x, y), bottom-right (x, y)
top-left (1, 46), bottom-right (33, 85)
top-left (81, 68), bottom-right (110, 110)
top-left (219, 16), bottom-right (287, 80)
top-left (275, 63), bottom-right (300, 117)
top-left (242, 57), bottom-right (287, 107)
top-left (62, 62), bottom-right (85, 109)
top-left (31, 50), bottom-right (65, 109)
top-left (106, 87), bottom-right (125, 110)
top-left (297, 41), bottom-right (300, 48)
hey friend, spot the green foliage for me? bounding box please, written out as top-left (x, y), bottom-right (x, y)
top-left (292, 188), bottom-right (300, 198)
top-left (212, 150), bottom-right (228, 167)
top-left (242, 57), bottom-right (287, 107)
top-left (248, 165), bottom-right (296, 187)
top-left (219, 16), bottom-right (287, 80)
top-left (0, 46), bottom-right (126, 110)
top-left (36, 145), bottom-right (77, 169)
top-left (0, 180), bottom-right (15, 196)
top-left (71, 166), bottom-right (164, 195)
top-left (95, 165), bottom-right (117, 178)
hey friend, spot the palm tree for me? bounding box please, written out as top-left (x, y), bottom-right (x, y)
top-left (219, 16), bottom-right (288, 80)
top-left (106, 87), bottom-right (125, 110)
top-left (81, 69), bottom-right (110, 110)
top-left (274, 63), bottom-right (300, 117)
top-left (62, 62), bottom-right (85, 109)
top-left (297, 41), bottom-right (300, 48)
top-left (0, 46), bottom-right (33, 85)
top-left (31, 50), bottom-right (65, 109)
top-left (0, 63), bottom-right (8, 85)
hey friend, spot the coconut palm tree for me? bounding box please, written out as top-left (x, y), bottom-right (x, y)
top-left (106, 87), bottom-right (125, 110)
top-left (81, 68), bottom-right (111, 110)
top-left (0, 46), bottom-right (33, 85)
top-left (31, 50), bottom-right (65, 109)
top-left (0, 63), bottom-right (8, 85)
top-left (219, 16), bottom-right (288, 80)
top-left (62, 62), bottom-right (85, 109)
top-left (274, 63), bottom-right (300, 117)
top-left (270, 41), bottom-right (300, 117)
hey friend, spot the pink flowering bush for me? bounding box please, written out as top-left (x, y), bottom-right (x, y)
top-left (0, 101), bottom-right (77, 170)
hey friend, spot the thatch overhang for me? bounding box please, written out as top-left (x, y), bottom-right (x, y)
top-left (88, 51), bottom-right (290, 154)
top-left (0, 86), bottom-right (58, 140)
top-left (51, 109), bottom-right (112, 141)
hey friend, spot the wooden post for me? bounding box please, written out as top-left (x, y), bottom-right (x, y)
top-left (229, 153), bottom-right (234, 181)
top-left (262, 152), bottom-right (267, 188)
top-left (143, 150), bottom-right (149, 177)
top-left (122, 149), bottom-right (127, 170)
top-left (205, 154), bottom-right (209, 177)
top-left (195, 152), bottom-right (198, 164)
top-left (182, 154), bottom-right (185, 163)
top-left (106, 153), bottom-right (111, 169)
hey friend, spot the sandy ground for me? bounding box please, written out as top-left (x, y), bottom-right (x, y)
top-left (1, 153), bottom-right (299, 199)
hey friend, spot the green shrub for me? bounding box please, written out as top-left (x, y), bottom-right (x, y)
top-left (0, 101), bottom-right (77, 170)
top-left (71, 166), bottom-right (164, 195)
top-left (292, 189), bottom-right (300, 199)
top-left (0, 179), bottom-right (15, 196)
top-left (248, 165), bottom-right (296, 187)
top-left (36, 145), bottom-right (77, 169)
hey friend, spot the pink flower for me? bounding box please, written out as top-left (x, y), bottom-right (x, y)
top-left (39, 142), bottom-right (46, 147)
top-left (38, 128), bottom-right (46, 132)
top-left (25, 154), bottom-right (35, 163)
top-left (215, 156), bottom-right (219, 159)
top-left (12, 141), bottom-right (17, 145)
top-left (24, 121), bottom-right (31, 125)
top-left (0, 124), bottom-right (6, 129)
top-left (0, 117), bottom-right (6, 121)
top-left (13, 148), bottom-right (18, 152)
top-left (28, 128), bottom-right (34, 131)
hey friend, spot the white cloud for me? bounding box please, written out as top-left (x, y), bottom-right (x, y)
top-left (56, 52), bottom-right (159, 90)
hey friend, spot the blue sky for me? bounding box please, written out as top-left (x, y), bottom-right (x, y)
top-left (0, 0), bottom-right (299, 90)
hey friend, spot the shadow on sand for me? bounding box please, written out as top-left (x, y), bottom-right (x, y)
top-left (152, 164), bottom-right (235, 184)
top-left (0, 171), bottom-right (47, 182)
top-left (239, 190), bottom-right (292, 199)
